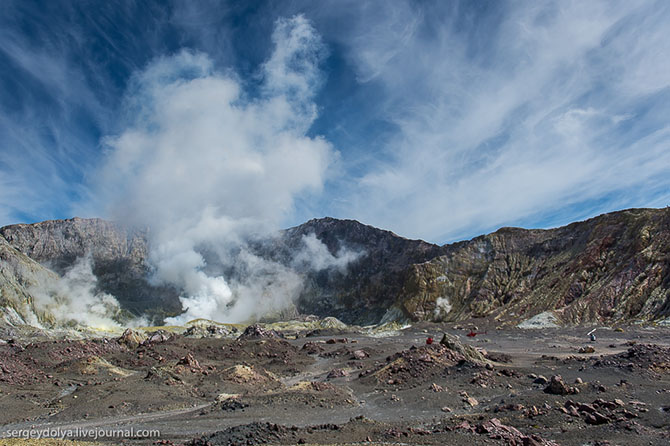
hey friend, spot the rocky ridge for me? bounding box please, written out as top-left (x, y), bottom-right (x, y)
top-left (0, 217), bottom-right (181, 323)
top-left (0, 208), bottom-right (669, 328)
top-left (396, 208), bottom-right (670, 324)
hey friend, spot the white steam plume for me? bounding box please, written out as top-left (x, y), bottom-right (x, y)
top-left (94, 15), bottom-right (337, 324)
top-left (165, 234), bottom-right (364, 325)
top-left (293, 233), bottom-right (362, 272)
top-left (29, 255), bottom-right (140, 330)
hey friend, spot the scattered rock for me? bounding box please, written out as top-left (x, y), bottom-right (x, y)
top-left (463, 394), bottom-right (479, 407)
top-left (466, 418), bottom-right (559, 445)
top-left (563, 399), bottom-right (633, 426)
top-left (533, 375), bottom-right (549, 385)
top-left (577, 402), bottom-right (597, 414)
top-left (144, 330), bottom-right (171, 344)
top-left (177, 353), bottom-right (201, 371)
top-left (494, 403), bottom-right (525, 413)
top-left (238, 324), bottom-right (283, 340)
top-left (301, 341), bottom-right (325, 354)
top-left (585, 411), bottom-right (611, 425)
top-left (184, 324), bottom-right (235, 339)
top-left (544, 375), bottom-right (578, 395)
top-left (327, 369), bottom-right (349, 379)
top-left (485, 352), bottom-right (512, 363)
top-left (219, 398), bottom-right (248, 412)
top-left (117, 328), bottom-right (147, 349)
top-left (591, 344), bottom-right (670, 374)
top-left (440, 333), bottom-right (489, 365)
top-left (430, 383), bottom-right (444, 392)
top-left (352, 349), bottom-right (369, 360)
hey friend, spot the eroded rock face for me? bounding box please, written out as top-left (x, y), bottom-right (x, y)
top-left (396, 208), bottom-right (670, 324)
top-left (0, 218), bottom-right (182, 322)
top-left (261, 217), bottom-right (443, 325)
top-left (0, 236), bottom-right (59, 327)
top-left (1, 218), bottom-right (144, 272)
top-left (282, 209), bottom-right (669, 325)
top-left (2, 216), bottom-right (441, 326)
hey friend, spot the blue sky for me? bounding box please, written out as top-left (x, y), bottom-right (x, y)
top-left (1, 0), bottom-right (669, 244)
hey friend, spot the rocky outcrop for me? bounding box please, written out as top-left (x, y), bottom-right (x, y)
top-left (395, 208), bottom-right (670, 324)
top-left (276, 217), bottom-right (442, 324)
top-left (0, 235), bottom-right (58, 327)
top-left (1, 217), bottom-right (144, 273)
top-left (238, 324), bottom-right (283, 339)
top-left (439, 333), bottom-right (488, 365)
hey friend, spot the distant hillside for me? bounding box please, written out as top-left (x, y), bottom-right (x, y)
top-left (272, 217), bottom-right (443, 324)
top-left (1, 208), bottom-right (668, 328)
top-left (0, 218), bottom-right (182, 324)
top-left (396, 208), bottom-right (670, 325)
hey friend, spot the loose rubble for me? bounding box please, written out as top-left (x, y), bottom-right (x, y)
top-left (1, 324), bottom-right (669, 446)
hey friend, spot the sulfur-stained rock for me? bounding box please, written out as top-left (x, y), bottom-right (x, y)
top-left (117, 328), bottom-right (147, 349)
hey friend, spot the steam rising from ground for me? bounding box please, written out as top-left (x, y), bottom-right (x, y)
top-left (94, 16), bottom-right (343, 324)
top-left (29, 256), bottom-right (137, 330)
top-left (433, 297), bottom-right (452, 322)
top-left (166, 250), bottom-right (304, 325)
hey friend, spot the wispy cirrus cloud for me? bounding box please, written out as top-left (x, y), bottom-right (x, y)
top-left (0, 0), bottom-right (668, 247)
top-left (327, 0), bottom-right (670, 241)
top-left (0, 1), bottom-right (177, 225)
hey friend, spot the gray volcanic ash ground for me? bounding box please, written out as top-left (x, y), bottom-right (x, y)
top-left (1, 321), bottom-right (669, 445)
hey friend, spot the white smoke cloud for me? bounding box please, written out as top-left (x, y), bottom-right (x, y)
top-left (433, 297), bottom-right (452, 321)
top-left (292, 233), bottom-right (362, 272)
top-left (29, 255), bottom-right (135, 330)
top-left (95, 15), bottom-right (336, 324)
top-left (180, 249), bottom-right (305, 324)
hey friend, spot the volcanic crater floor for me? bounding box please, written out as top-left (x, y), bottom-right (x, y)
top-left (1, 323), bottom-right (669, 445)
